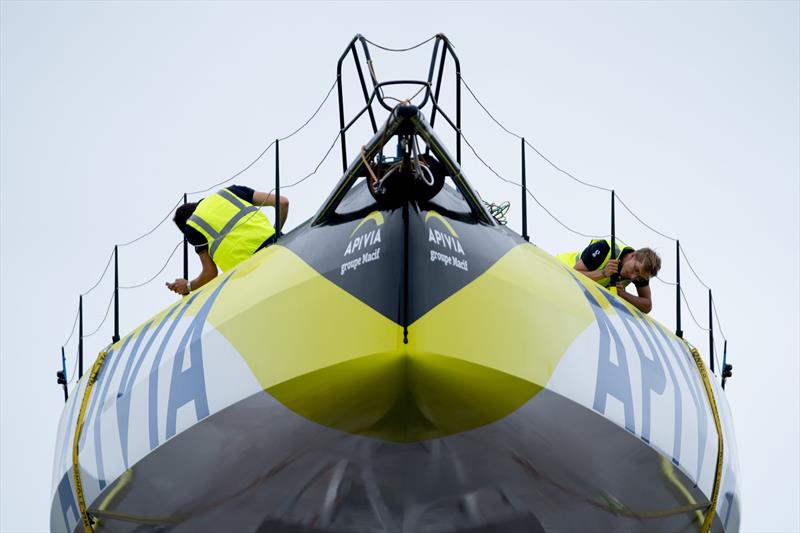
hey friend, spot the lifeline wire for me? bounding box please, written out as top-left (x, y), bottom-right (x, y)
top-left (679, 245), bottom-right (712, 291)
top-left (680, 287), bottom-right (710, 332)
top-left (680, 244), bottom-right (728, 340)
top-left (461, 132), bottom-right (608, 239)
top-left (460, 76), bottom-right (612, 193)
top-left (79, 248), bottom-right (115, 296)
top-left (653, 276), bottom-right (678, 286)
top-left (187, 77), bottom-right (338, 196)
top-left (681, 287), bottom-right (717, 382)
top-left (615, 194), bottom-right (678, 242)
top-left (83, 291), bottom-right (116, 338)
top-left (268, 130), bottom-right (342, 193)
top-left (162, 128), bottom-right (343, 266)
top-left (186, 141), bottom-right (276, 197)
top-left (362, 35), bottom-right (438, 53)
top-left (460, 76), bottom-right (523, 139)
top-left (278, 79), bottom-right (338, 142)
top-left (120, 240), bottom-right (183, 290)
top-left (65, 76), bottom-right (338, 333)
top-left (117, 196), bottom-right (184, 247)
top-left (67, 348), bottom-right (80, 385)
top-left (712, 298), bottom-right (727, 341)
top-left (64, 239), bottom-right (179, 383)
top-left (61, 307), bottom-right (80, 350)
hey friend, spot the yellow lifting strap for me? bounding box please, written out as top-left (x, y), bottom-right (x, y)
top-left (71, 350), bottom-right (109, 533)
top-left (686, 343), bottom-right (725, 533)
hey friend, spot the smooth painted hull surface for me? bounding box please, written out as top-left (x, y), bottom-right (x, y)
top-left (52, 116), bottom-right (740, 532)
top-left (58, 387), bottom-right (730, 532)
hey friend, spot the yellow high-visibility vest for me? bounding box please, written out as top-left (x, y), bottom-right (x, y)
top-left (557, 239), bottom-right (635, 288)
top-left (187, 188), bottom-right (275, 272)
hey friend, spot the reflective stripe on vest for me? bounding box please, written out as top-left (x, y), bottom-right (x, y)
top-left (186, 188), bottom-right (275, 271)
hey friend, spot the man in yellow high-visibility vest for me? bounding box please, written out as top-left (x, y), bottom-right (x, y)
top-left (557, 239), bottom-right (661, 313)
top-left (166, 185), bottom-right (288, 295)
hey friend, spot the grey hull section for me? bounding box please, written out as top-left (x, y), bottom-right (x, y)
top-left (62, 388), bottom-right (727, 532)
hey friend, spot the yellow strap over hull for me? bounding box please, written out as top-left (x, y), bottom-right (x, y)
top-left (71, 351), bottom-right (108, 533)
top-left (686, 343), bottom-right (724, 533)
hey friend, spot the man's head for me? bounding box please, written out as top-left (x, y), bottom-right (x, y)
top-left (173, 203), bottom-right (198, 234)
top-left (621, 248), bottom-right (661, 284)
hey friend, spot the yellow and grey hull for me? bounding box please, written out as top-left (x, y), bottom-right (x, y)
top-left (51, 119), bottom-right (740, 533)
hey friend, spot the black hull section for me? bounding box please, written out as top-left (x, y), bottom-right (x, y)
top-left (82, 388), bottom-right (721, 532)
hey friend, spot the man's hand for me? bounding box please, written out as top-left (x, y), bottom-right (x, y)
top-left (603, 259), bottom-right (620, 277)
top-left (166, 278), bottom-right (189, 296)
top-left (613, 281), bottom-right (653, 314)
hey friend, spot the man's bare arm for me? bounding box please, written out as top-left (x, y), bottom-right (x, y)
top-left (574, 258), bottom-right (618, 283)
top-left (252, 191), bottom-right (289, 228)
top-left (616, 283), bottom-right (653, 314)
top-left (166, 250), bottom-right (218, 295)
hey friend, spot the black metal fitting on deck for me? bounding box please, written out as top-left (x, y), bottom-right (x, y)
top-left (336, 34), bottom-right (463, 170)
top-left (722, 340), bottom-right (732, 389)
top-left (336, 35), bottom-right (379, 172)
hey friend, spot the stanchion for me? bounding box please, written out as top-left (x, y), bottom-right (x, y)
top-left (182, 194), bottom-right (189, 280)
top-left (676, 240), bottom-right (683, 338)
top-left (275, 138), bottom-right (281, 239)
top-left (521, 138), bottom-right (529, 242)
top-left (57, 347), bottom-right (68, 402)
top-left (78, 296), bottom-right (83, 379)
top-left (610, 190), bottom-right (618, 295)
top-left (113, 245), bottom-right (120, 343)
top-left (709, 289), bottom-right (715, 373)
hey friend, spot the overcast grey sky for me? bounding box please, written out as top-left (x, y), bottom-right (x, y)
top-left (1, 1), bottom-right (798, 531)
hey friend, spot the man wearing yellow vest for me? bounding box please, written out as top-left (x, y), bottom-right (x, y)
top-left (166, 185), bottom-right (288, 295)
top-left (557, 239), bottom-right (661, 314)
